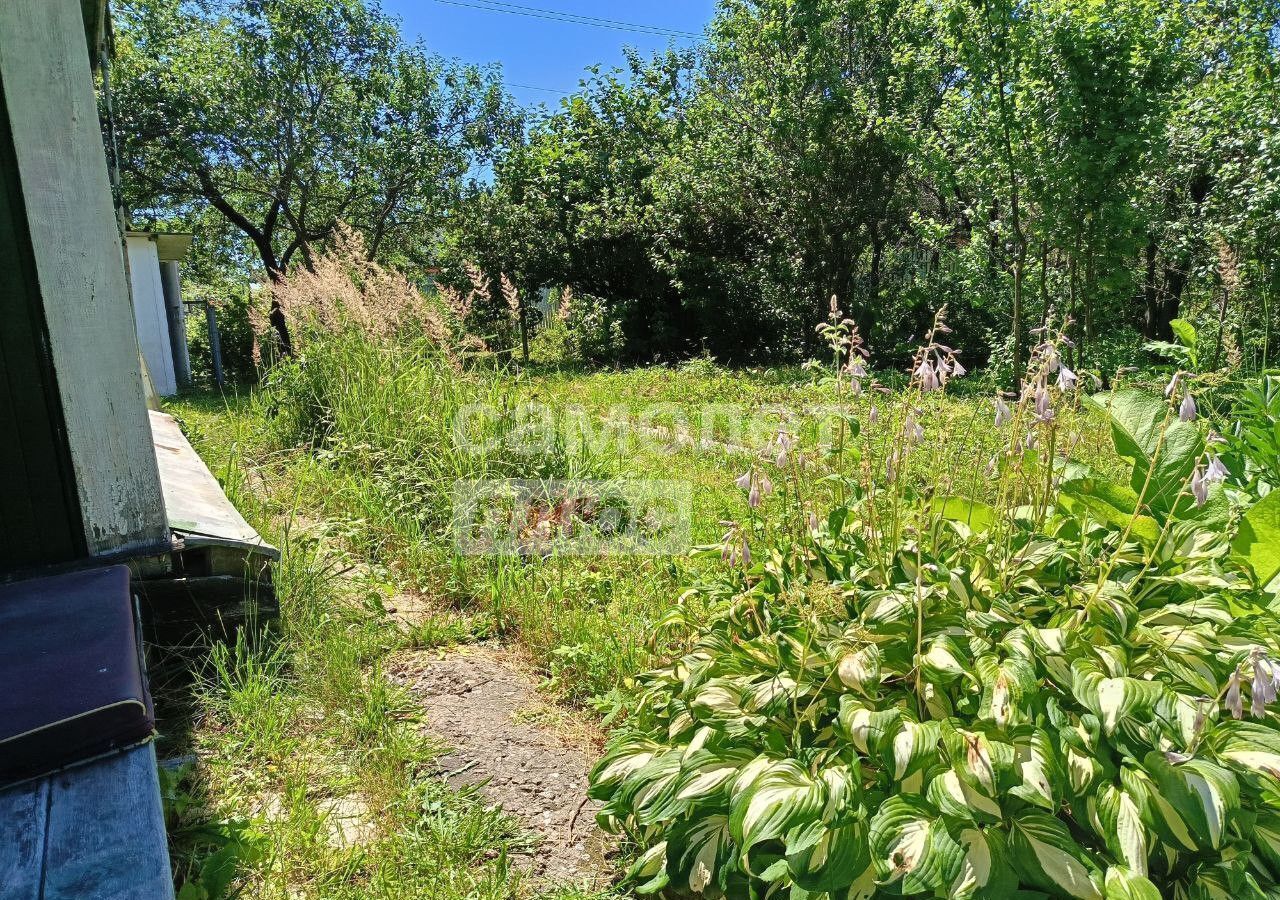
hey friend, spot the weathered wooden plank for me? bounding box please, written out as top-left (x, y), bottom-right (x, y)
top-left (126, 235), bottom-right (178, 397)
top-left (41, 744), bottom-right (174, 900)
top-left (0, 0), bottom-right (169, 558)
top-left (149, 410), bottom-right (280, 559)
top-left (0, 778), bottom-right (46, 900)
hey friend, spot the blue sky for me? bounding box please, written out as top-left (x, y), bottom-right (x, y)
top-left (380, 0), bottom-right (718, 108)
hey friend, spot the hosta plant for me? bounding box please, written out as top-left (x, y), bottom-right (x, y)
top-left (589, 312), bottom-right (1280, 899)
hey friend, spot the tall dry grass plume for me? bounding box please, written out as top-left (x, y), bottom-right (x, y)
top-left (500, 273), bottom-right (521, 322)
top-left (263, 224), bottom-right (451, 354)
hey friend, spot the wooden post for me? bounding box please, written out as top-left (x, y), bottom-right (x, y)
top-left (160, 261), bottom-right (191, 388)
top-left (205, 300), bottom-right (224, 390)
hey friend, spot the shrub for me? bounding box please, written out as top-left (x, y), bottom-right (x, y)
top-left (589, 310), bottom-right (1280, 899)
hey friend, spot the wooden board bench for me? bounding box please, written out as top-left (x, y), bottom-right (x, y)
top-left (0, 743), bottom-right (174, 899)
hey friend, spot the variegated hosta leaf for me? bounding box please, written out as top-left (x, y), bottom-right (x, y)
top-left (868, 796), bottom-right (965, 895)
top-left (638, 747), bottom-right (757, 825)
top-left (836, 697), bottom-right (901, 756)
top-left (1212, 721), bottom-right (1280, 785)
top-left (1104, 866), bottom-right (1162, 900)
top-left (927, 769), bottom-right (1002, 823)
top-left (940, 723), bottom-right (1015, 797)
top-left (1011, 728), bottom-right (1061, 810)
top-left (626, 840), bottom-right (670, 894)
top-left (837, 644), bottom-right (882, 695)
top-left (884, 718), bottom-right (942, 784)
top-left (1071, 660), bottom-right (1167, 735)
top-left (1142, 752), bottom-right (1241, 852)
top-left (1250, 811), bottom-right (1280, 880)
top-left (1122, 765), bottom-right (1201, 853)
top-left (921, 635), bottom-right (971, 683)
top-left (1088, 783), bottom-right (1150, 875)
top-left (976, 654), bottom-right (1037, 727)
top-left (785, 821), bottom-right (869, 893)
top-left (669, 816), bottom-right (733, 895)
top-left (951, 827), bottom-right (1017, 899)
top-left (1009, 812), bottom-right (1105, 900)
top-left (589, 739), bottom-right (662, 799)
top-left (728, 759), bottom-right (826, 864)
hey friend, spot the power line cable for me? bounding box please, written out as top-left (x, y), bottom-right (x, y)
top-left (508, 82), bottom-right (574, 95)
top-left (427, 0), bottom-right (700, 39)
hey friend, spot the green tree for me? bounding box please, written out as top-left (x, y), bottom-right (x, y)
top-left (111, 0), bottom-right (516, 279)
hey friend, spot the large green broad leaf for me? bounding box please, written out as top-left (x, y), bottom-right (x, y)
top-left (1008, 812), bottom-right (1105, 900)
top-left (1086, 391), bottom-right (1204, 519)
top-left (1232, 489), bottom-right (1280, 587)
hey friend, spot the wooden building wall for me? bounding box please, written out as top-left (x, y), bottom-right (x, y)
top-left (0, 0), bottom-right (169, 564)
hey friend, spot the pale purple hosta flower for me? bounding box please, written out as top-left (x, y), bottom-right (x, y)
top-left (1164, 371), bottom-right (1181, 399)
top-left (1056, 366), bottom-right (1078, 392)
top-left (985, 455), bottom-right (999, 478)
top-left (886, 449), bottom-right (901, 483)
top-left (905, 416), bottom-right (924, 445)
top-left (807, 511), bottom-right (819, 532)
top-left (1252, 650), bottom-right (1280, 718)
top-left (950, 357), bottom-right (967, 378)
top-left (720, 523), bottom-right (751, 568)
top-left (1180, 393), bottom-right (1198, 422)
top-left (1043, 346), bottom-right (1061, 374)
top-left (749, 479), bottom-right (762, 509)
top-left (735, 471), bottom-right (752, 492)
top-left (1191, 466), bottom-right (1209, 507)
top-left (994, 397), bottom-right (1012, 427)
top-left (916, 359), bottom-right (940, 392)
top-left (1205, 456), bottom-right (1229, 484)
top-left (1207, 430), bottom-right (1227, 447)
top-left (1034, 386), bottom-right (1054, 422)
top-left (1024, 431), bottom-right (1038, 451)
top-left (1226, 672), bottom-right (1244, 719)
top-left (774, 432), bottom-right (794, 468)
top-left (868, 405), bottom-right (880, 426)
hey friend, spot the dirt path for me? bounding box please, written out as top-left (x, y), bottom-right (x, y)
top-left (388, 646), bottom-right (615, 889)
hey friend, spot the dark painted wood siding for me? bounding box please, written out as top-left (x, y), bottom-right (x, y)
top-left (0, 83), bottom-right (85, 573)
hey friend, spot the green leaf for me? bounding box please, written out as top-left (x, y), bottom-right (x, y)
top-left (1086, 390), bottom-right (1203, 517)
top-left (934, 496), bottom-right (997, 534)
top-left (1170, 319), bottom-right (1198, 351)
top-left (1232, 490), bottom-right (1280, 586)
top-left (1008, 812), bottom-right (1104, 900)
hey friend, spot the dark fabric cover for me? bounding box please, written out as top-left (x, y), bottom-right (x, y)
top-left (0, 565), bottom-right (154, 786)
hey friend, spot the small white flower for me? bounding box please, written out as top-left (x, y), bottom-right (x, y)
top-left (1180, 393), bottom-right (1198, 422)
